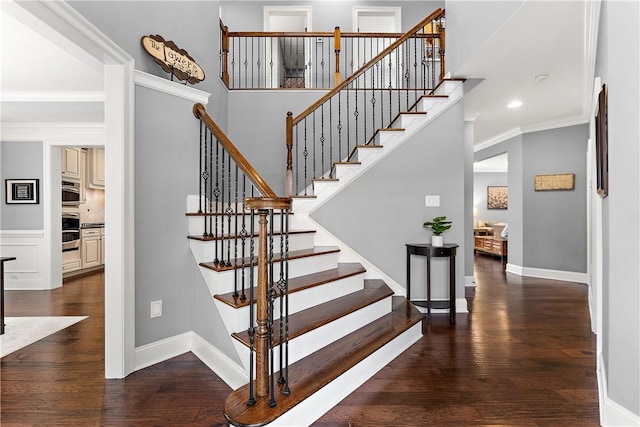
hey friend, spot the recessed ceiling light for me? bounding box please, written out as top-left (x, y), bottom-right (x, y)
top-left (507, 100), bottom-right (523, 109)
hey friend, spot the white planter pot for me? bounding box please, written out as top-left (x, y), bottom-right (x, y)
top-left (431, 235), bottom-right (444, 247)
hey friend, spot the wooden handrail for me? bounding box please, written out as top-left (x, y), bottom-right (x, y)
top-left (227, 31), bottom-right (439, 39)
top-left (193, 103), bottom-right (277, 199)
top-left (290, 8), bottom-right (444, 126)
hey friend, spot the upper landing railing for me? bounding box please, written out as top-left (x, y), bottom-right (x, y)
top-left (219, 14), bottom-right (444, 90)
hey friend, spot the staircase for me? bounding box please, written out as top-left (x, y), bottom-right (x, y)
top-left (187, 78), bottom-right (464, 426)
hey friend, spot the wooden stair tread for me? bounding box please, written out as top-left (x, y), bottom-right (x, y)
top-left (312, 178), bottom-right (339, 183)
top-left (231, 279), bottom-right (392, 347)
top-left (224, 296), bottom-right (424, 427)
top-left (214, 263), bottom-right (366, 308)
top-left (187, 229), bottom-right (314, 242)
top-left (333, 161), bottom-right (361, 165)
top-left (199, 246), bottom-right (340, 272)
top-left (378, 127), bottom-right (405, 132)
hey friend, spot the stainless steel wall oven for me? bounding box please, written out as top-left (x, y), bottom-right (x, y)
top-left (62, 180), bottom-right (81, 206)
top-left (62, 209), bottom-right (81, 252)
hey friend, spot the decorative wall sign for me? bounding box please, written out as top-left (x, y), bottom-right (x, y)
top-left (534, 173), bottom-right (575, 191)
top-left (141, 35), bottom-right (205, 84)
top-left (487, 186), bottom-right (508, 209)
top-left (6, 179), bottom-right (39, 204)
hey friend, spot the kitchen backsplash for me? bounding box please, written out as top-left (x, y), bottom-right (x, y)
top-left (81, 188), bottom-right (105, 223)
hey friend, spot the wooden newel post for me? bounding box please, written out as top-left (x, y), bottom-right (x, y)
top-left (255, 209), bottom-right (270, 398)
top-left (285, 112), bottom-right (294, 197)
top-left (334, 26), bottom-right (341, 87)
top-left (221, 23), bottom-right (230, 87)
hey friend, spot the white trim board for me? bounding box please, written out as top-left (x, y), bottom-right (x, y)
top-left (506, 263), bottom-right (588, 284)
top-left (134, 331), bottom-right (247, 390)
top-left (597, 354), bottom-right (640, 426)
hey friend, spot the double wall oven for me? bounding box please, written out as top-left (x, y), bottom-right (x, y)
top-left (62, 208), bottom-right (81, 253)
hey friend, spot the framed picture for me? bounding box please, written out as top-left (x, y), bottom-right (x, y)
top-left (595, 84), bottom-right (608, 197)
top-left (5, 179), bottom-right (39, 204)
top-left (487, 186), bottom-right (508, 209)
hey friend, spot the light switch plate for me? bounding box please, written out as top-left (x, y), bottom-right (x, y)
top-left (425, 195), bottom-right (440, 207)
top-left (150, 300), bottom-right (162, 318)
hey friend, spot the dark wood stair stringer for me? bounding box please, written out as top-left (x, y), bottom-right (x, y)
top-left (224, 296), bottom-right (424, 427)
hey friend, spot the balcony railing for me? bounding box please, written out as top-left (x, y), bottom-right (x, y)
top-left (219, 17), bottom-right (444, 90)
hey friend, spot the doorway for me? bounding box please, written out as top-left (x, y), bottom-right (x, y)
top-left (264, 6), bottom-right (312, 88)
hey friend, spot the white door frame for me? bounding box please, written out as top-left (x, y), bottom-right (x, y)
top-left (10, 0), bottom-right (136, 378)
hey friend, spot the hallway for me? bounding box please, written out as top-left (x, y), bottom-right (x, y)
top-left (0, 257), bottom-right (599, 425)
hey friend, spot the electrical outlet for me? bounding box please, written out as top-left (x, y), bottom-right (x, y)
top-left (150, 300), bottom-right (162, 318)
top-left (425, 195), bottom-right (440, 207)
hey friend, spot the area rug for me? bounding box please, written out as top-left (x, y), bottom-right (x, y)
top-left (0, 316), bottom-right (88, 358)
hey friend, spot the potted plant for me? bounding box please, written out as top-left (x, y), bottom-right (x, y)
top-left (423, 215), bottom-right (452, 247)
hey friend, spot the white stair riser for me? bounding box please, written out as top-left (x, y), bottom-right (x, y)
top-left (332, 164), bottom-right (360, 179)
top-left (235, 296), bottom-right (393, 374)
top-left (196, 251), bottom-right (341, 296)
top-left (189, 233), bottom-right (315, 264)
top-left (397, 113), bottom-right (427, 128)
top-left (312, 181), bottom-right (339, 196)
top-left (214, 273), bottom-right (366, 337)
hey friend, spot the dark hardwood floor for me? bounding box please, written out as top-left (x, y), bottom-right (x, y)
top-left (1, 256), bottom-right (599, 426)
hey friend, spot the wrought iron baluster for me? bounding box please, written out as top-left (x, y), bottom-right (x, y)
top-left (240, 175), bottom-right (247, 301)
top-left (329, 98), bottom-right (333, 177)
top-left (208, 131), bottom-right (214, 238)
top-left (244, 37), bottom-right (248, 89)
top-left (320, 105), bottom-right (325, 177)
top-left (338, 91), bottom-right (343, 162)
top-left (370, 64), bottom-right (376, 141)
top-left (233, 164), bottom-right (239, 298)
top-left (267, 210), bottom-right (277, 408)
top-left (303, 118), bottom-right (308, 194)
top-left (198, 121), bottom-right (203, 215)
top-left (312, 111), bottom-right (317, 179)
top-left (219, 147), bottom-right (225, 265)
top-left (226, 153), bottom-right (232, 267)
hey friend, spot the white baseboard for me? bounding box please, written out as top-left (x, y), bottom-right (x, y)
top-left (134, 331), bottom-right (247, 389)
top-left (597, 353), bottom-right (640, 426)
top-left (506, 263), bottom-right (588, 283)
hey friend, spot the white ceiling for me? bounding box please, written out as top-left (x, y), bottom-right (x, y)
top-left (457, 0), bottom-right (595, 147)
top-left (474, 153), bottom-right (508, 173)
top-left (0, 7), bottom-right (104, 123)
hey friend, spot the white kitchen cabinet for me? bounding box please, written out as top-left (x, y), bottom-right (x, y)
top-left (88, 148), bottom-right (105, 189)
top-left (82, 229), bottom-right (102, 268)
top-left (62, 248), bottom-right (82, 273)
top-left (62, 147), bottom-right (82, 180)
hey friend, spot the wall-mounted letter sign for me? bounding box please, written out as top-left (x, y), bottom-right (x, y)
top-left (141, 35), bottom-right (205, 84)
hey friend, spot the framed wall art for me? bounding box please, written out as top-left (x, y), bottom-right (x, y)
top-left (5, 179), bottom-right (39, 204)
top-left (534, 173), bottom-right (575, 191)
top-left (487, 186), bottom-right (508, 209)
top-left (595, 84), bottom-right (608, 197)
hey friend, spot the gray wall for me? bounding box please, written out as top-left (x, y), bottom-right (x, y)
top-left (596, 0), bottom-right (640, 416)
top-left (227, 90), bottom-right (325, 196)
top-left (312, 101), bottom-right (466, 302)
top-left (69, 1), bottom-right (229, 129)
top-left (134, 86), bottom-right (238, 361)
top-left (522, 125), bottom-right (588, 273)
top-left (473, 172), bottom-right (508, 225)
top-left (0, 141), bottom-right (44, 230)
top-left (221, 1), bottom-right (444, 33)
